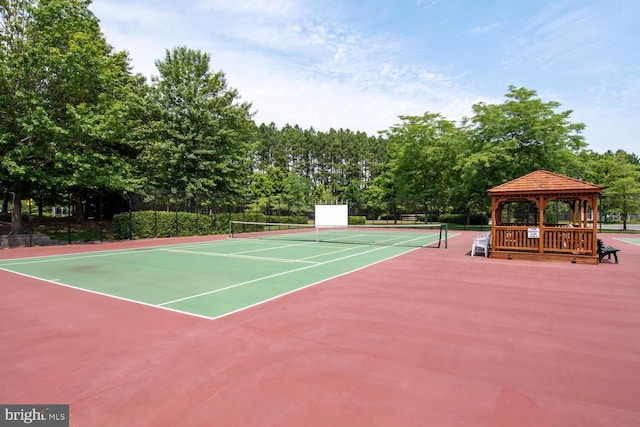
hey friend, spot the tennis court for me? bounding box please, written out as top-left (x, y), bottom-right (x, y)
top-left (0, 223), bottom-right (447, 320)
top-left (2, 230), bottom-right (640, 426)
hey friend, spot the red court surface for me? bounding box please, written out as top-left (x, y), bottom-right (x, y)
top-left (1, 232), bottom-right (639, 426)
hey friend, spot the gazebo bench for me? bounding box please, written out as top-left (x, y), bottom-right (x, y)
top-left (597, 239), bottom-right (620, 264)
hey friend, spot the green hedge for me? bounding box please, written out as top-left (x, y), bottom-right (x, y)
top-left (112, 211), bottom-right (309, 240)
top-left (376, 214), bottom-right (428, 222)
top-left (438, 213), bottom-right (489, 225)
top-left (348, 216), bottom-right (366, 225)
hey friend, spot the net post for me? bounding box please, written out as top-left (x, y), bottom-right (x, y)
top-left (229, 220), bottom-right (233, 238)
top-left (444, 223), bottom-right (448, 249)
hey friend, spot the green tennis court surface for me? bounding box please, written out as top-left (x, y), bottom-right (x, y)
top-left (616, 237), bottom-right (640, 246)
top-left (0, 231), bottom-right (444, 319)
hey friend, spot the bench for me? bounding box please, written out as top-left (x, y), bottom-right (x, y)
top-left (597, 239), bottom-right (620, 264)
top-left (471, 232), bottom-right (491, 257)
top-left (401, 214), bottom-right (419, 222)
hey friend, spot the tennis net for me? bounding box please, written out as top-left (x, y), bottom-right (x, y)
top-left (229, 221), bottom-right (447, 248)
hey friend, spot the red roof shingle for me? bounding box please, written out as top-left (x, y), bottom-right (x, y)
top-left (487, 170), bottom-right (603, 194)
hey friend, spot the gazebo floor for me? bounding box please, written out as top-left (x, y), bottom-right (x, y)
top-left (490, 250), bottom-right (599, 264)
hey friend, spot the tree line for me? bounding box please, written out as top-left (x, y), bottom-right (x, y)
top-left (2, 0), bottom-right (639, 235)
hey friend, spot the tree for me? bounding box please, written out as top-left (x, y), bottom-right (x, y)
top-left (251, 123), bottom-right (386, 214)
top-left (0, 0), bottom-right (140, 232)
top-left (376, 113), bottom-right (462, 219)
top-left (247, 166), bottom-right (311, 215)
top-left (141, 46), bottom-right (254, 201)
top-left (584, 150), bottom-right (640, 230)
top-left (458, 86), bottom-right (587, 213)
top-left (253, 122), bottom-right (286, 172)
top-left (281, 171), bottom-right (312, 214)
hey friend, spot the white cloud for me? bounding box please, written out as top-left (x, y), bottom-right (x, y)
top-left (518, 4), bottom-right (608, 68)
top-left (416, 0), bottom-right (438, 8)
top-left (195, 0), bottom-right (302, 17)
top-left (469, 23), bottom-right (499, 35)
top-left (90, 0), bottom-right (639, 154)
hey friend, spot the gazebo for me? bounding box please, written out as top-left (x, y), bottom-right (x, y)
top-left (487, 170), bottom-right (604, 264)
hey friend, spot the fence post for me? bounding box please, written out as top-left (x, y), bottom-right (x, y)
top-left (99, 191), bottom-right (103, 243)
top-left (128, 195), bottom-right (133, 240)
top-left (28, 190), bottom-right (33, 247)
top-left (174, 191), bottom-right (179, 237)
top-left (195, 193), bottom-right (200, 235)
top-left (68, 192), bottom-right (72, 244)
top-left (213, 193), bottom-right (217, 231)
top-left (153, 190), bottom-right (158, 238)
top-left (424, 201), bottom-right (428, 224)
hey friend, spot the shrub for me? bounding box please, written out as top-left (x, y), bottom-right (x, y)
top-left (438, 213), bottom-right (489, 225)
top-left (112, 211), bottom-right (309, 240)
top-left (348, 216), bottom-right (366, 225)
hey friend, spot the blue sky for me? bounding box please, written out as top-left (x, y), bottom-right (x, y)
top-left (90, 0), bottom-right (639, 154)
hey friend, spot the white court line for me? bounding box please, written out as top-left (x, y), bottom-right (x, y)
top-left (0, 250), bottom-right (151, 266)
top-left (0, 238), bottom-right (313, 267)
top-left (158, 236), bottom-right (432, 307)
top-left (0, 267), bottom-right (215, 320)
top-left (166, 249), bottom-right (320, 264)
top-left (0, 240), bottom-right (237, 266)
top-left (216, 232), bottom-right (446, 263)
top-left (613, 237), bottom-right (640, 246)
top-left (297, 243), bottom-right (369, 261)
top-left (206, 242), bottom-right (440, 321)
top-left (223, 240), bottom-right (317, 256)
top-left (318, 231), bottom-right (442, 246)
top-left (165, 238), bottom-right (343, 262)
top-left (1, 232), bottom-right (461, 321)
top-left (219, 238), bottom-right (371, 261)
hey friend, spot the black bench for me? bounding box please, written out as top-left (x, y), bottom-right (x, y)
top-left (597, 239), bottom-right (620, 264)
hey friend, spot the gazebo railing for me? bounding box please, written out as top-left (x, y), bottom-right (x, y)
top-left (494, 225), bottom-right (594, 255)
top-left (494, 226), bottom-right (538, 251)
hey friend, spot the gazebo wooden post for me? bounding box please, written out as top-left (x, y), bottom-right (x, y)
top-left (538, 195), bottom-right (545, 254)
top-left (591, 194), bottom-right (599, 254)
top-left (491, 197), bottom-right (503, 251)
top-left (578, 199), bottom-right (583, 227)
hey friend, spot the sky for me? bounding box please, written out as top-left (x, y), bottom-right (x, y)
top-left (89, 0), bottom-right (639, 155)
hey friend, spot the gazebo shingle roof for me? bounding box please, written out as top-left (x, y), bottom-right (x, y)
top-left (487, 170), bottom-right (603, 195)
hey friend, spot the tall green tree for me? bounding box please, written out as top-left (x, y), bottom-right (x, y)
top-left (247, 165), bottom-right (311, 215)
top-left (375, 113), bottom-right (461, 218)
top-left (582, 150), bottom-right (640, 229)
top-left (251, 123), bottom-right (386, 213)
top-left (253, 122), bottom-right (286, 172)
top-left (141, 46), bottom-right (254, 200)
top-left (458, 86), bottom-right (587, 213)
top-left (0, 0), bottom-right (140, 232)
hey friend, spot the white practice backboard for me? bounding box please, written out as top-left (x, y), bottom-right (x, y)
top-left (315, 204), bottom-right (348, 226)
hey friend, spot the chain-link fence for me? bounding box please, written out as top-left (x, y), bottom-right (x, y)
top-left (1, 188), bottom-right (474, 247)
